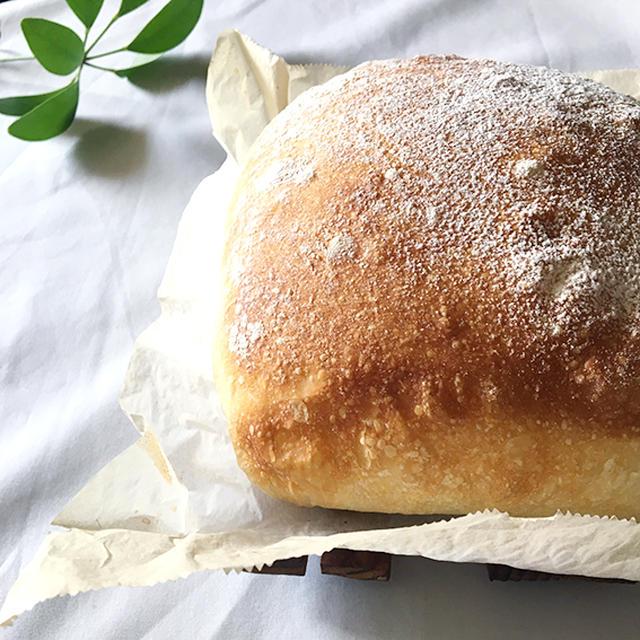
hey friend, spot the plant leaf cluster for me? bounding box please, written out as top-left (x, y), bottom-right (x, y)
top-left (0, 0), bottom-right (203, 140)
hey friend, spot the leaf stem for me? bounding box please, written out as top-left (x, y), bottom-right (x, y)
top-left (86, 47), bottom-right (128, 61)
top-left (84, 61), bottom-right (118, 73)
top-left (84, 13), bottom-right (120, 57)
top-left (0, 55), bottom-right (36, 63)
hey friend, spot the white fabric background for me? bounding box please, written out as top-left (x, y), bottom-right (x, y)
top-left (1, 0), bottom-right (640, 637)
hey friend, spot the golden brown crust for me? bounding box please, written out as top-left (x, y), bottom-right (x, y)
top-left (213, 55), bottom-right (640, 518)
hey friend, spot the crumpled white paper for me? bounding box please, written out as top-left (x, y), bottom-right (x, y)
top-left (3, 28), bottom-right (640, 626)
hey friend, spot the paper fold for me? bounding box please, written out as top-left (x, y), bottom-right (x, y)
top-left (3, 29), bottom-right (640, 626)
top-left (206, 29), bottom-right (348, 166)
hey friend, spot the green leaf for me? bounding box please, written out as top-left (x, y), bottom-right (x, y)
top-left (117, 0), bottom-right (149, 17)
top-left (66, 0), bottom-right (104, 29)
top-left (127, 0), bottom-right (203, 54)
top-left (0, 88), bottom-right (66, 116)
top-left (21, 18), bottom-right (85, 75)
top-left (113, 53), bottom-right (162, 77)
top-left (8, 81), bottom-right (79, 141)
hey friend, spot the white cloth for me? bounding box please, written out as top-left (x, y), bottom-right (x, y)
top-left (2, 0), bottom-right (640, 637)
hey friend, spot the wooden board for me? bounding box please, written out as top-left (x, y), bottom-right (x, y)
top-left (320, 549), bottom-right (391, 581)
top-left (248, 556), bottom-right (308, 576)
top-left (246, 552), bottom-right (636, 583)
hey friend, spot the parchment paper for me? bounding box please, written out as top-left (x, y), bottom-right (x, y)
top-left (3, 28), bottom-right (640, 626)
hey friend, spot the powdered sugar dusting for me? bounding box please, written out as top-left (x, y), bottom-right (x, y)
top-left (275, 56), bottom-right (640, 339)
top-left (229, 310), bottom-right (264, 357)
top-left (327, 234), bottom-right (357, 263)
top-left (228, 55), bottom-right (640, 394)
top-left (253, 157), bottom-right (316, 192)
top-left (513, 158), bottom-right (545, 178)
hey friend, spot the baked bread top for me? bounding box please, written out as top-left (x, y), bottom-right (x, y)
top-left (214, 55), bottom-right (640, 518)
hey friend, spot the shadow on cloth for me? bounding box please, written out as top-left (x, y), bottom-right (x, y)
top-left (121, 55), bottom-right (211, 93)
top-left (70, 121), bottom-right (147, 179)
top-left (308, 555), bottom-right (640, 638)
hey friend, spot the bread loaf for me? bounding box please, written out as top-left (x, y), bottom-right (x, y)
top-left (213, 55), bottom-right (640, 518)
